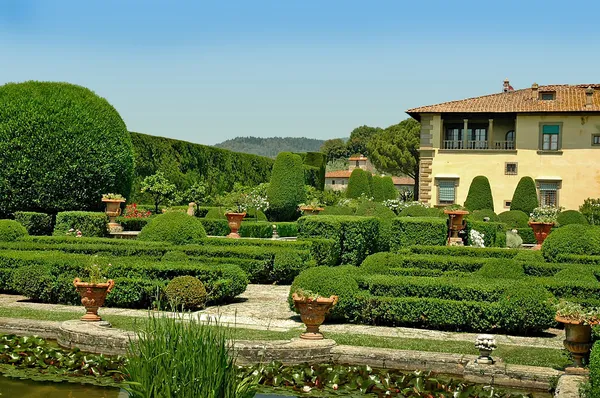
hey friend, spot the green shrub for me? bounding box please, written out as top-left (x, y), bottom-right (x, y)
top-left (498, 210), bottom-right (529, 228)
top-left (466, 221), bottom-right (507, 248)
top-left (244, 208), bottom-right (267, 221)
top-left (298, 216), bottom-right (380, 266)
top-left (138, 212), bottom-right (207, 245)
top-left (370, 175), bottom-right (385, 202)
top-left (381, 176), bottom-right (398, 200)
top-left (515, 227), bottom-right (536, 244)
top-left (161, 251), bottom-right (188, 262)
top-left (289, 266), bottom-right (360, 321)
top-left (398, 205), bottom-right (444, 218)
top-left (320, 206), bottom-right (355, 216)
top-left (198, 219), bottom-right (230, 236)
top-left (464, 176), bottom-right (494, 211)
top-left (361, 252), bottom-right (487, 274)
top-left (557, 210), bottom-right (588, 226)
top-left (164, 276), bottom-right (207, 310)
top-left (581, 198), bottom-right (600, 226)
top-left (0, 81), bottom-right (134, 215)
top-left (506, 230), bottom-right (523, 248)
top-left (355, 202), bottom-right (396, 251)
top-left (390, 217), bottom-right (447, 249)
top-left (467, 209), bottom-right (499, 222)
top-left (13, 212), bottom-right (53, 236)
top-left (408, 245), bottom-right (518, 258)
top-left (272, 250), bottom-right (310, 284)
top-left (205, 207), bottom-right (227, 219)
top-left (116, 217), bottom-right (151, 231)
top-left (0, 220), bottom-right (28, 242)
top-left (346, 169), bottom-right (371, 199)
top-left (510, 177), bottom-right (539, 215)
top-left (590, 341), bottom-right (600, 398)
top-left (53, 212), bottom-right (108, 237)
top-left (542, 224), bottom-right (600, 262)
top-left (267, 152), bottom-right (306, 221)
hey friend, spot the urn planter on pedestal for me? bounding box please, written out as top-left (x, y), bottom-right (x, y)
top-left (225, 212), bottom-right (246, 238)
top-left (556, 315), bottom-right (595, 370)
top-left (102, 198), bottom-right (126, 233)
top-left (73, 278), bottom-right (114, 322)
top-left (292, 292), bottom-right (338, 340)
top-left (444, 209), bottom-right (469, 246)
top-left (528, 222), bottom-right (554, 250)
top-left (299, 206), bottom-right (324, 216)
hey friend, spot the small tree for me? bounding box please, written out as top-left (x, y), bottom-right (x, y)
top-left (464, 176), bottom-right (494, 211)
top-left (346, 169), bottom-right (372, 199)
top-left (184, 181), bottom-right (208, 212)
top-left (267, 152), bottom-right (306, 221)
top-left (510, 177), bottom-right (539, 215)
top-left (140, 171), bottom-right (177, 214)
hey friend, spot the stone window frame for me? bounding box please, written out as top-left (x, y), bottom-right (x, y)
top-left (538, 122), bottom-right (563, 152)
top-left (536, 179), bottom-right (562, 207)
top-left (505, 162), bottom-right (518, 176)
top-left (435, 178), bottom-right (459, 206)
top-left (592, 134), bottom-right (600, 147)
top-left (504, 200), bottom-right (512, 209)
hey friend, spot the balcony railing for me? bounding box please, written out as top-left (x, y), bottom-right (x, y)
top-left (442, 140), bottom-right (515, 150)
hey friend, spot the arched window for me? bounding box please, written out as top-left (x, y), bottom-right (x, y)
top-left (505, 130), bottom-right (515, 149)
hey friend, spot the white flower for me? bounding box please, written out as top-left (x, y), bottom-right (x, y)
top-left (302, 385), bottom-right (312, 392)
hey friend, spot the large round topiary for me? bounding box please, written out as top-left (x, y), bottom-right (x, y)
top-left (164, 276), bottom-right (207, 310)
top-left (510, 177), bottom-right (539, 215)
top-left (346, 168), bottom-right (372, 199)
top-left (557, 210), bottom-right (588, 226)
top-left (267, 152), bottom-right (306, 221)
top-left (467, 209), bottom-right (500, 222)
top-left (289, 266), bottom-right (360, 321)
top-left (0, 220), bottom-right (28, 242)
top-left (138, 212), bottom-right (207, 245)
top-left (541, 224), bottom-right (600, 262)
top-left (498, 210), bottom-right (529, 229)
top-left (464, 176), bottom-right (494, 211)
top-left (0, 81), bottom-right (134, 214)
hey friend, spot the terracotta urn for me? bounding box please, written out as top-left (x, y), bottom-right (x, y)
top-left (528, 222), bottom-right (554, 250)
top-left (444, 209), bottom-right (469, 246)
top-left (73, 278), bottom-right (115, 322)
top-left (225, 212), bottom-right (246, 238)
top-left (300, 206), bottom-right (324, 216)
top-left (556, 315), bottom-right (596, 368)
top-left (292, 292), bottom-right (338, 340)
top-left (102, 198), bottom-right (126, 232)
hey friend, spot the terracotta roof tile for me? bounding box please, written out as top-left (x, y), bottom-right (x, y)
top-left (392, 176), bottom-right (415, 185)
top-left (407, 84), bottom-right (600, 116)
top-left (325, 170), bottom-right (353, 178)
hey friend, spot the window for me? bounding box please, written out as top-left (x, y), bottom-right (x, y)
top-left (538, 182), bottom-right (559, 207)
top-left (355, 160), bottom-right (360, 167)
top-left (444, 128), bottom-right (463, 149)
top-left (505, 162), bottom-right (518, 175)
top-left (504, 200), bottom-right (512, 208)
top-left (437, 180), bottom-right (457, 205)
top-left (468, 128), bottom-right (488, 149)
top-left (593, 134), bottom-right (600, 146)
top-left (540, 92), bottom-right (556, 100)
top-left (331, 180), bottom-right (335, 185)
top-left (539, 123), bottom-right (561, 151)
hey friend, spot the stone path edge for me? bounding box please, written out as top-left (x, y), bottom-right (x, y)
top-left (0, 317), bottom-right (570, 391)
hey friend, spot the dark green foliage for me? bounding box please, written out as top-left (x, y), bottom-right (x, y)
top-left (0, 220), bottom-right (28, 242)
top-left (296, 152), bottom-right (326, 190)
top-left (139, 212), bottom-right (207, 245)
top-left (557, 210), bottom-right (588, 226)
top-left (198, 219), bottom-right (230, 236)
top-left (164, 276), bottom-right (207, 309)
top-left (13, 212), bottom-right (53, 236)
top-left (320, 138), bottom-right (349, 162)
top-left (398, 205), bottom-right (444, 218)
top-left (581, 198), bottom-right (600, 226)
top-left (244, 208), bottom-right (268, 221)
top-left (198, 219), bottom-right (297, 238)
top-left (346, 169), bottom-right (371, 199)
top-left (498, 210), bottom-right (529, 228)
top-left (466, 221), bottom-right (507, 248)
top-left (297, 216), bottom-right (380, 266)
top-left (0, 81), bottom-right (134, 214)
top-left (390, 218), bottom-right (448, 249)
top-left (510, 177), bottom-right (539, 215)
top-left (464, 176), bottom-right (494, 211)
top-left (590, 341), bottom-right (600, 398)
top-left (116, 217), bottom-right (151, 231)
top-left (215, 136), bottom-right (325, 158)
top-left (320, 206), bottom-right (355, 216)
top-left (370, 175), bottom-right (385, 202)
top-left (53, 212), bottom-right (108, 237)
top-left (467, 209), bottom-right (499, 222)
top-left (290, 266), bottom-right (360, 321)
top-left (355, 202), bottom-right (396, 251)
top-left (347, 125), bottom-right (382, 157)
top-left (161, 251), bottom-right (188, 262)
top-left (407, 245), bottom-right (519, 258)
top-left (267, 152), bottom-right (306, 221)
top-left (205, 207), bottom-right (227, 219)
top-left (516, 228), bottom-right (536, 244)
top-left (129, 132), bottom-right (274, 202)
top-left (542, 224), bottom-right (600, 262)
top-left (381, 176), bottom-right (398, 200)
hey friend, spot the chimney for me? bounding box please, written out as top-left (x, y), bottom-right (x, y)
top-left (531, 83), bottom-right (539, 100)
top-left (585, 86), bottom-right (594, 108)
top-left (503, 79), bottom-right (514, 93)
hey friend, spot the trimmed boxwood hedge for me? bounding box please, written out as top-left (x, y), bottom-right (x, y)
top-left (138, 212), bottom-right (207, 245)
top-left (556, 210), bottom-right (588, 226)
top-left (542, 224), bottom-right (600, 262)
top-left (14, 212), bottom-right (53, 236)
top-left (53, 212), bottom-right (108, 237)
top-left (498, 210), bottom-right (529, 229)
top-left (0, 220), bottom-right (28, 242)
top-left (466, 221), bottom-right (507, 248)
top-left (116, 217), bottom-right (152, 231)
top-left (390, 217), bottom-right (447, 250)
top-left (590, 341), bottom-right (600, 398)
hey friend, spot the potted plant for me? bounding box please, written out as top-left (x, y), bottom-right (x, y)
top-left (292, 289), bottom-right (338, 340)
top-left (73, 262), bottom-right (114, 322)
top-left (555, 300), bottom-right (600, 369)
top-left (529, 206), bottom-right (561, 250)
top-left (224, 190), bottom-right (248, 239)
top-left (299, 199), bottom-right (325, 216)
top-left (102, 193), bottom-right (126, 232)
top-left (444, 205), bottom-right (469, 246)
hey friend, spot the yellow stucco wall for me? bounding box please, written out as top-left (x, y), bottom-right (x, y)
top-left (425, 113), bottom-right (600, 211)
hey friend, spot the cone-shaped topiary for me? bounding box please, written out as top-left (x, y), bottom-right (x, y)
top-left (139, 212), bottom-right (207, 245)
top-left (464, 176), bottom-right (494, 211)
top-left (381, 176), bottom-right (398, 200)
top-left (510, 177), bottom-right (539, 215)
top-left (371, 175), bottom-right (385, 202)
top-left (346, 169), bottom-right (372, 199)
top-left (0, 81), bottom-right (134, 215)
top-left (267, 152), bottom-right (306, 221)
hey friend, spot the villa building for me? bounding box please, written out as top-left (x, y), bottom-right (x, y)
top-left (407, 80), bottom-right (600, 211)
top-left (324, 155), bottom-right (414, 192)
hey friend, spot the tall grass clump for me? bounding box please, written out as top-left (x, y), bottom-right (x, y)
top-left (124, 312), bottom-right (256, 398)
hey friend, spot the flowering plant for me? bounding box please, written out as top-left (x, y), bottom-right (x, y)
top-left (383, 200), bottom-right (427, 215)
top-left (299, 199), bottom-right (324, 211)
top-left (247, 184), bottom-right (270, 213)
top-left (85, 258), bottom-right (111, 284)
top-left (66, 228), bottom-right (83, 238)
top-left (529, 206), bottom-right (562, 224)
top-left (556, 300), bottom-right (600, 325)
top-left (469, 229), bottom-right (485, 248)
top-left (102, 193), bottom-right (125, 201)
top-left (123, 203), bottom-right (152, 218)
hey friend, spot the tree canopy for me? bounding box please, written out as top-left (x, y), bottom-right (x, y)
top-left (346, 125), bottom-right (382, 157)
top-left (320, 138), bottom-right (349, 163)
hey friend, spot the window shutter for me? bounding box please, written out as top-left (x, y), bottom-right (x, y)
top-left (438, 181), bottom-right (455, 202)
top-left (542, 125), bottom-right (560, 134)
top-left (539, 182), bottom-right (558, 191)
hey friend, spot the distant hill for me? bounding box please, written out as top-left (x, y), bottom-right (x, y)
top-left (214, 136), bottom-right (325, 158)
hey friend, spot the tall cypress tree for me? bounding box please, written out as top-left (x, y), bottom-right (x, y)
top-left (267, 152), bottom-right (306, 221)
top-left (346, 169), bottom-right (372, 199)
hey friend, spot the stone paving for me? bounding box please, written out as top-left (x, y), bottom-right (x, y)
top-left (0, 284), bottom-right (565, 349)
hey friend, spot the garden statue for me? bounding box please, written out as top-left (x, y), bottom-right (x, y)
top-left (475, 334), bottom-right (496, 364)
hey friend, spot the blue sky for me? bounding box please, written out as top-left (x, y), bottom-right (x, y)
top-left (1, 0), bottom-right (599, 145)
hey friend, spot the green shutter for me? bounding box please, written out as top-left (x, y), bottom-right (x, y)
top-left (542, 125), bottom-right (560, 134)
top-left (539, 182), bottom-right (558, 191)
top-left (438, 181), bottom-right (455, 202)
